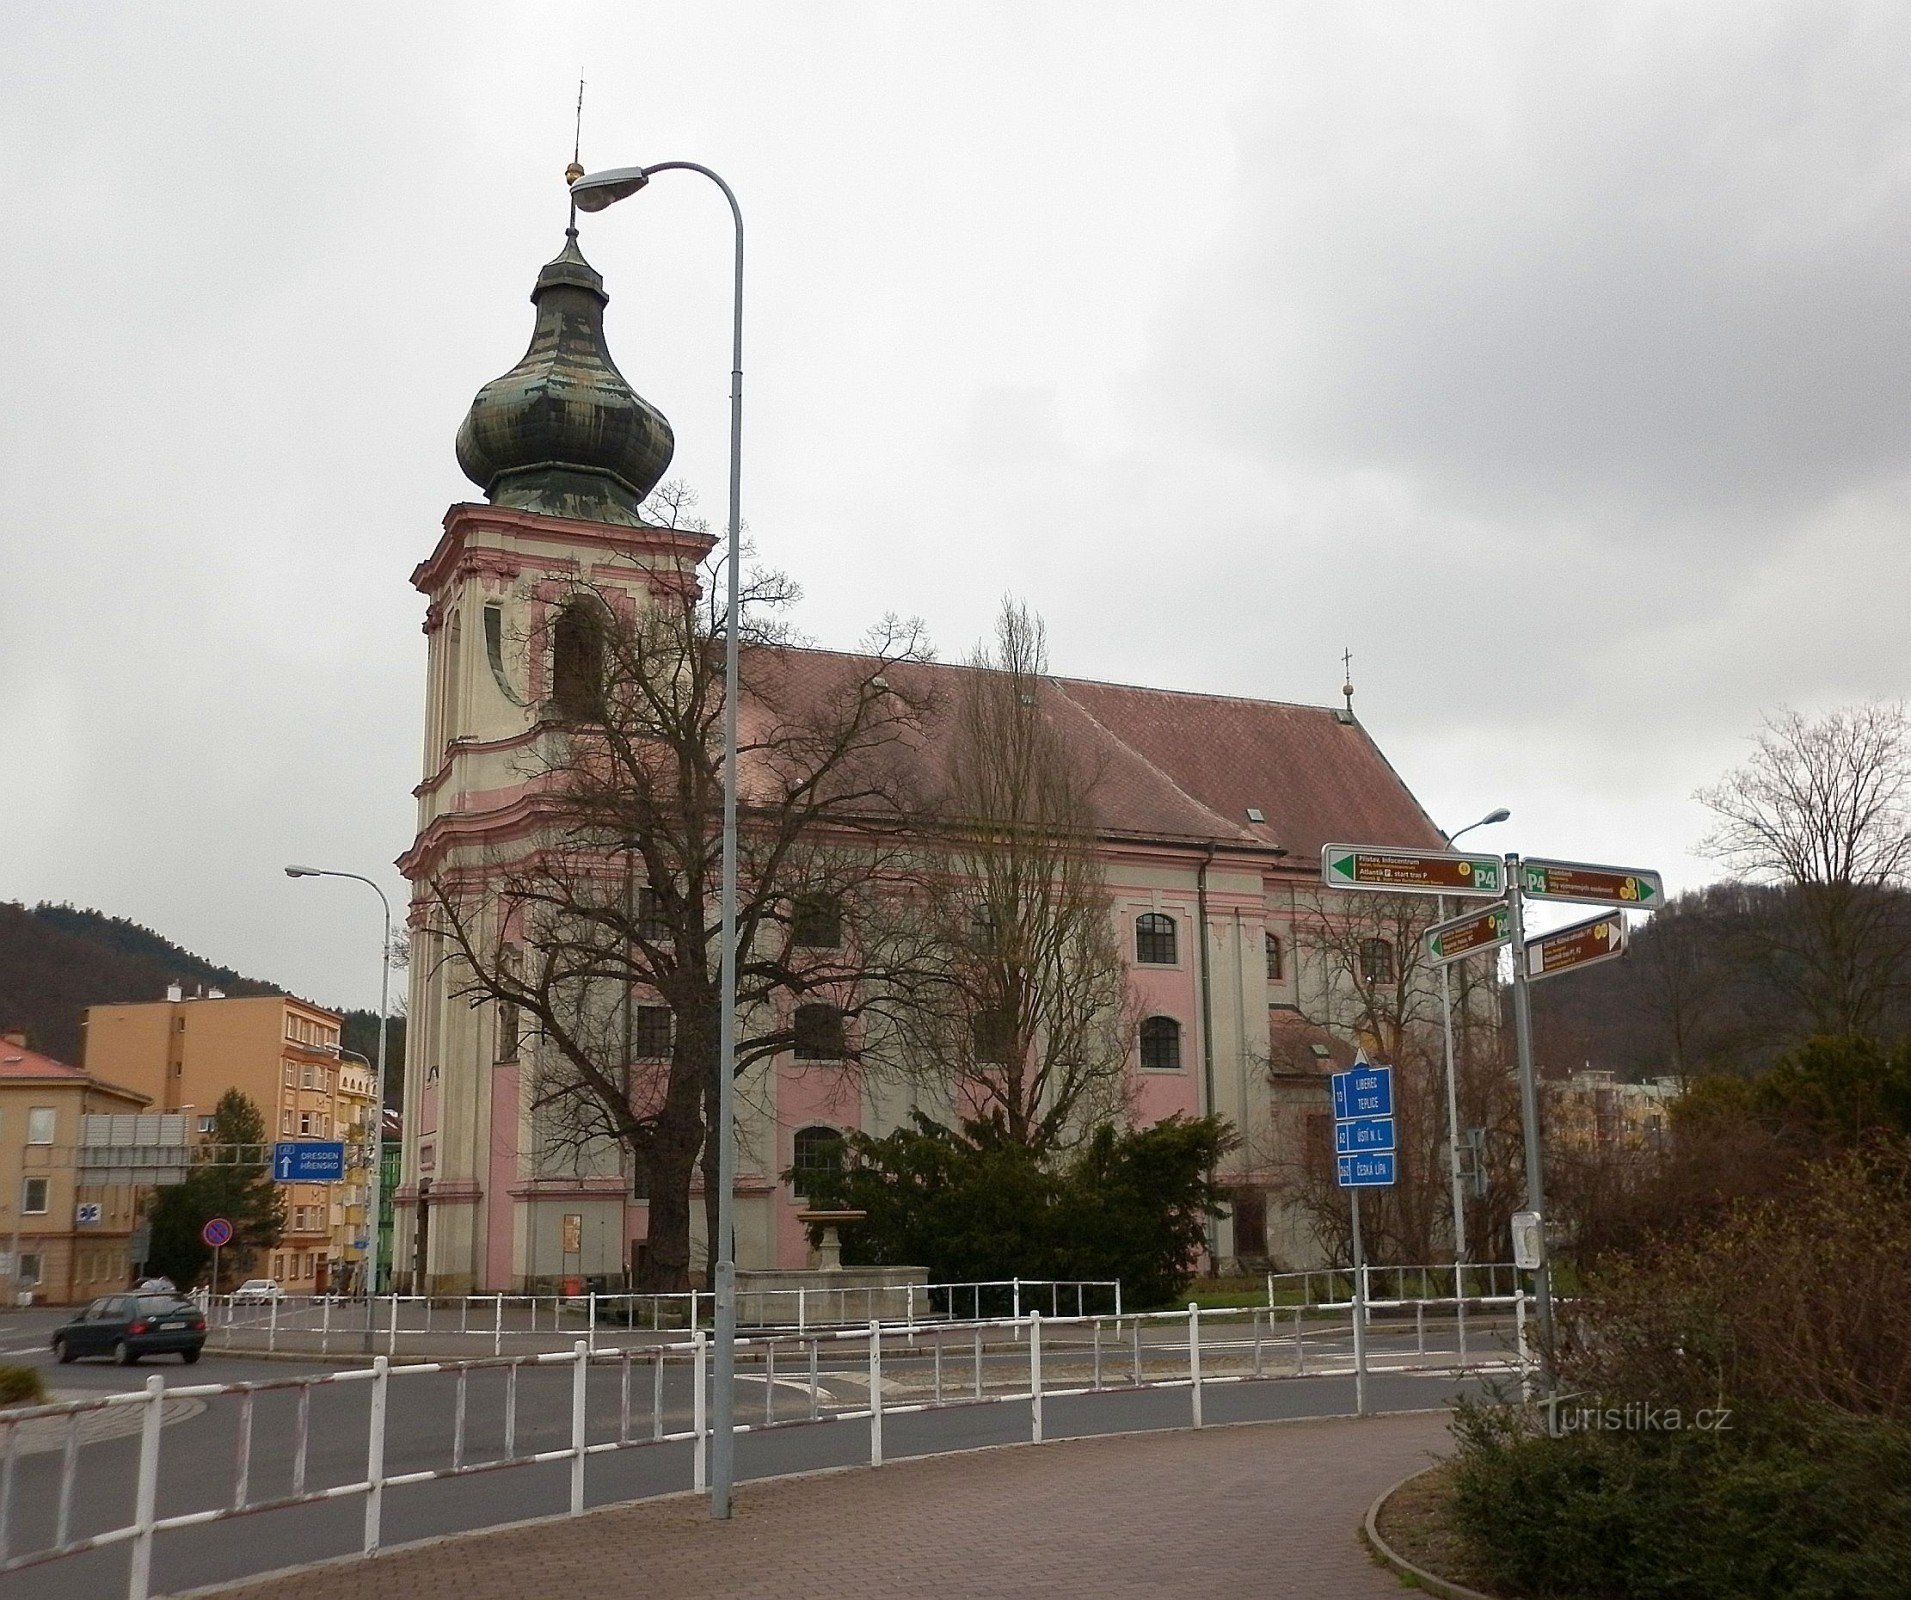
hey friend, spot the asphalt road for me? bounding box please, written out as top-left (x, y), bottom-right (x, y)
top-left (0, 1311), bottom-right (1493, 1600)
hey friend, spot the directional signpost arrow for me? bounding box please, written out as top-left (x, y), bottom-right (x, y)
top-left (1427, 900), bottom-right (1512, 964)
top-left (1521, 857), bottom-right (1663, 908)
top-left (1526, 910), bottom-right (1628, 981)
top-left (1321, 845), bottom-right (1504, 898)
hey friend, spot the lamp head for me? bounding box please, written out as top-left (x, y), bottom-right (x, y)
top-left (284, 865), bottom-right (322, 878)
top-left (1482, 807), bottom-right (1512, 826)
top-left (568, 165), bottom-right (651, 213)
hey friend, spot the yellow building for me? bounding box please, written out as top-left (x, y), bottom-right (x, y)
top-left (0, 1033), bottom-right (150, 1304)
top-left (83, 993), bottom-right (377, 1293)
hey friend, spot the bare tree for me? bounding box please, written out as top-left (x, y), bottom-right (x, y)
top-left (1698, 702), bottom-right (1911, 1038)
top-left (899, 601), bottom-right (1137, 1152)
top-left (424, 526), bottom-right (946, 1291)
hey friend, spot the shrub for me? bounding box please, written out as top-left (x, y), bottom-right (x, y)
top-left (0, 1365), bottom-right (47, 1407)
top-left (799, 1112), bottom-right (1233, 1306)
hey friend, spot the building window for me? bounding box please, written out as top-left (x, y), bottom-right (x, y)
top-left (198, 1115), bottom-right (215, 1135)
top-left (972, 1007), bottom-right (1014, 1065)
top-left (1265, 932), bottom-right (1283, 980)
top-left (1359, 938), bottom-right (1394, 984)
top-left (26, 1108), bottom-right (54, 1145)
top-left (302, 1064), bottom-right (315, 1089)
top-left (791, 893), bottom-right (843, 950)
top-left (793, 1004), bottom-right (847, 1061)
top-left (1231, 1190), bottom-right (1268, 1259)
top-left (636, 887), bottom-right (670, 944)
top-left (791, 1126), bottom-right (844, 1200)
top-left (633, 1005), bottom-right (674, 1061)
top-left (1136, 913), bottom-right (1177, 966)
top-left (299, 1112), bottom-right (314, 1136)
top-left (1139, 1016), bottom-right (1182, 1072)
top-left (18, 1254), bottom-right (41, 1287)
top-left (551, 601), bottom-right (605, 721)
top-left (23, 1178), bottom-right (49, 1214)
top-left (284, 1061), bottom-right (297, 1085)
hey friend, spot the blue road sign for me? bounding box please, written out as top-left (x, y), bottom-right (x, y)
top-left (1335, 1116), bottom-right (1397, 1156)
top-left (1345, 1065), bottom-right (1394, 1118)
top-left (1337, 1151), bottom-right (1397, 1188)
top-left (273, 1141), bottom-right (346, 1182)
top-left (1331, 1072), bottom-right (1350, 1120)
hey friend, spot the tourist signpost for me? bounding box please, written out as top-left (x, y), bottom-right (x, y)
top-left (1321, 847), bottom-right (1504, 897)
top-left (1525, 910), bottom-right (1627, 981)
top-left (1327, 840), bottom-right (1662, 1389)
top-left (1426, 900), bottom-right (1511, 965)
top-left (1331, 1060), bottom-right (1396, 1414)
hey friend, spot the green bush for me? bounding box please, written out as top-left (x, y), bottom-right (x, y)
top-left (799, 1112), bottom-right (1233, 1308)
top-left (0, 1365), bottom-right (47, 1407)
top-left (1448, 1401), bottom-right (1911, 1599)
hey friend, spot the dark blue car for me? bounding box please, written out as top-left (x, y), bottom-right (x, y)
top-left (51, 1293), bottom-right (207, 1365)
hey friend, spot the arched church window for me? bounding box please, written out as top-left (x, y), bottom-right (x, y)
top-left (1139, 1015), bottom-right (1182, 1072)
top-left (791, 1126), bottom-right (844, 1199)
top-left (791, 893), bottom-right (844, 950)
top-left (1360, 938), bottom-right (1395, 984)
top-left (551, 601), bottom-right (605, 721)
top-left (1265, 932), bottom-right (1284, 981)
top-left (1136, 912), bottom-right (1177, 965)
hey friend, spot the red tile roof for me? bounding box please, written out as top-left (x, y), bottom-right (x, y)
top-left (0, 1039), bottom-right (91, 1080)
top-left (744, 648), bottom-right (1443, 860)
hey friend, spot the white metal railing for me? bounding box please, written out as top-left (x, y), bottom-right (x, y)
top-left (194, 1278), bottom-right (1123, 1356)
top-left (1265, 1261), bottom-right (1521, 1309)
top-left (0, 1292), bottom-right (1527, 1600)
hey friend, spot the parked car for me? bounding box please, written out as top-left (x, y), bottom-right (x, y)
top-left (51, 1294), bottom-right (207, 1365)
top-left (230, 1279), bottom-right (284, 1304)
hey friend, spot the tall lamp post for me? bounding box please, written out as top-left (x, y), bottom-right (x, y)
top-left (1438, 808), bottom-right (1510, 1281)
top-left (566, 158), bottom-right (747, 1521)
top-left (285, 865), bottom-right (393, 1355)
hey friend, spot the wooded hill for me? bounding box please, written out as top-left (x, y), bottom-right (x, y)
top-left (0, 901), bottom-right (403, 1099)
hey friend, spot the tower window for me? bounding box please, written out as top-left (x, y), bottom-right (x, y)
top-left (1136, 913), bottom-right (1177, 965)
top-left (551, 602), bottom-right (606, 720)
top-left (1360, 938), bottom-right (1395, 984)
top-left (1265, 932), bottom-right (1284, 980)
top-left (1139, 1016), bottom-right (1182, 1072)
top-left (972, 1007), bottom-right (1014, 1064)
top-left (791, 893), bottom-right (843, 950)
top-left (636, 887), bottom-right (671, 944)
top-left (793, 1004), bottom-right (847, 1061)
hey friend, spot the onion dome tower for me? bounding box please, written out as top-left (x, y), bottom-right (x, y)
top-left (454, 229), bottom-right (674, 527)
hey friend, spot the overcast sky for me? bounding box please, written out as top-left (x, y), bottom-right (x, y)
top-left (3, 3), bottom-right (1907, 1012)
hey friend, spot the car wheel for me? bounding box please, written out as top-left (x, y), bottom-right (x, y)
top-left (181, 1347), bottom-right (201, 1365)
top-left (114, 1340), bottom-right (139, 1367)
top-left (54, 1336), bottom-right (74, 1364)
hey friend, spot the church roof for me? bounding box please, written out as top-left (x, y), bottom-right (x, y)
top-left (742, 648), bottom-right (1443, 861)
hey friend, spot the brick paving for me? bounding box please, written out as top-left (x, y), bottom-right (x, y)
top-left (213, 1410), bottom-right (1451, 1600)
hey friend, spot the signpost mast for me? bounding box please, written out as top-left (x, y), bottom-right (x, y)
top-left (1504, 859), bottom-right (1556, 1374)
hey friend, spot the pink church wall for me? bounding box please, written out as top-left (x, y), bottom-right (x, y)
top-left (484, 1060), bottom-right (519, 1290)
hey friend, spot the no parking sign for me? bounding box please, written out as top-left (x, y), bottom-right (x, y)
top-left (201, 1217), bottom-right (234, 1248)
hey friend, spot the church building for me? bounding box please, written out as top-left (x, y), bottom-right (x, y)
top-left (394, 228), bottom-right (1446, 1294)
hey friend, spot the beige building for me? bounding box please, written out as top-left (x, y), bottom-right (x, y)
top-left (83, 994), bottom-right (377, 1293)
top-left (0, 1033), bottom-right (150, 1304)
top-left (1547, 1069), bottom-right (1678, 1152)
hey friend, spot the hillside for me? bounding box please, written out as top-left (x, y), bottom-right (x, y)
top-left (0, 901), bottom-right (403, 1099)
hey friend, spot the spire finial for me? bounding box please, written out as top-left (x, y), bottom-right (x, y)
top-left (1341, 647), bottom-right (1355, 714)
top-left (564, 76), bottom-right (587, 229)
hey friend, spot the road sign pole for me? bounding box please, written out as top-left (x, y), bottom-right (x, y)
top-left (1505, 858), bottom-right (1556, 1386)
top-left (1349, 1186), bottom-right (1367, 1417)
top-left (1436, 893), bottom-right (1469, 1270)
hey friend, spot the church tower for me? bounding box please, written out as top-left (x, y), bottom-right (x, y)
top-left (396, 229), bottom-right (711, 1292)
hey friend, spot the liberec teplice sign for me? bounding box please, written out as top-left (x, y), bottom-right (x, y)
top-left (1332, 1062), bottom-right (1396, 1188)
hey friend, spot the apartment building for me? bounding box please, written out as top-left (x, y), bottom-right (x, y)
top-left (0, 1033), bottom-right (150, 1304)
top-left (83, 994), bottom-right (377, 1293)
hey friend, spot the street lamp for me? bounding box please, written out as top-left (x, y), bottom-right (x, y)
top-left (285, 865), bottom-right (393, 1353)
top-left (1438, 808), bottom-right (1510, 1281)
top-left (566, 158), bottom-right (747, 1521)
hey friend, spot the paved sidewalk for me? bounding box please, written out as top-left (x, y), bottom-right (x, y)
top-left (213, 1410), bottom-right (1449, 1600)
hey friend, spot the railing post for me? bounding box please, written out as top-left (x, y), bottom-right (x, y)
top-left (1188, 1303), bottom-right (1203, 1428)
top-left (809, 1337), bottom-right (820, 1421)
top-left (1456, 1263), bottom-right (1469, 1371)
top-left (797, 1286), bottom-right (806, 1334)
top-left (494, 1292), bottom-right (503, 1357)
top-left (1416, 1301), bottom-right (1426, 1356)
top-left (693, 1331), bottom-right (708, 1494)
top-left (1253, 1308), bottom-right (1263, 1379)
top-left (868, 1321), bottom-right (884, 1466)
top-left (127, 1375), bottom-right (165, 1600)
top-left (570, 1340), bottom-right (588, 1515)
top-left (1294, 1304), bottom-right (1305, 1376)
top-left (1113, 1280), bottom-right (1122, 1319)
top-left (1267, 1271), bottom-right (1274, 1311)
top-left (1029, 1311), bottom-right (1043, 1443)
top-left (268, 1294), bottom-right (278, 1354)
top-left (364, 1356), bottom-right (389, 1556)
top-left (1516, 1291), bottom-right (1534, 1401)
top-left (588, 1291), bottom-right (597, 1354)
top-left (321, 1293), bottom-right (332, 1355)
top-left (1012, 1277), bottom-right (1021, 1321)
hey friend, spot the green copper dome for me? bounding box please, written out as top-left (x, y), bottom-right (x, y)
top-left (455, 230), bottom-right (674, 526)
